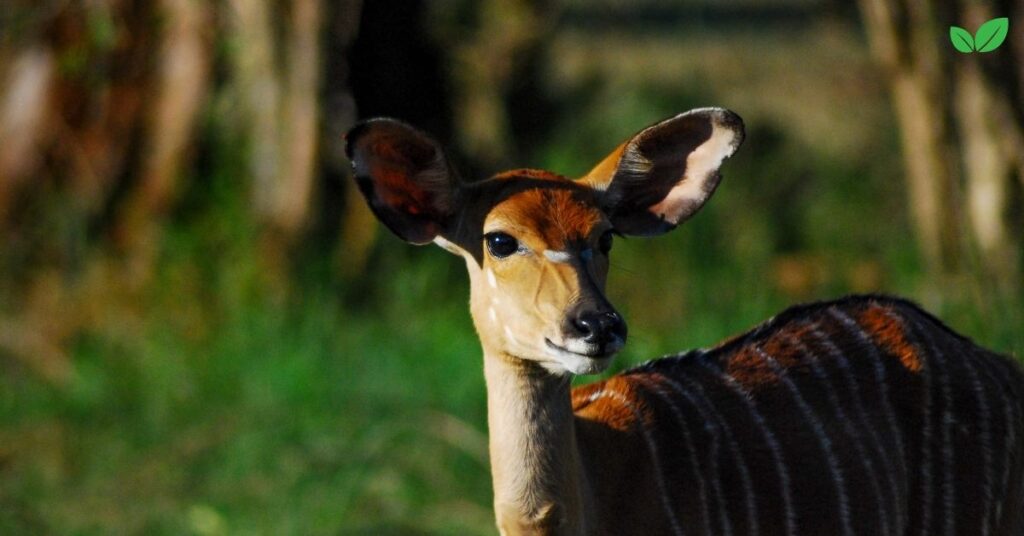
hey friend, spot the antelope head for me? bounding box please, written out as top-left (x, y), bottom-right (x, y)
top-left (346, 108), bottom-right (744, 375)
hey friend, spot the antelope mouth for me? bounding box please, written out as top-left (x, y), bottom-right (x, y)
top-left (544, 338), bottom-right (622, 375)
top-left (545, 338), bottom-right (619, 358)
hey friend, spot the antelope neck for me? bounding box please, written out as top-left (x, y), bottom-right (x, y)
top-left (482, 349), bottom-right (592, 533)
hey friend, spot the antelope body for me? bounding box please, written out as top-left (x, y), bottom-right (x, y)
top-left (346, 108), bottom-right (1024, 535)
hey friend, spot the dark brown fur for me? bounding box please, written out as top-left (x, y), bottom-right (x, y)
top-left (572, 295), bottom-right (1024, 535)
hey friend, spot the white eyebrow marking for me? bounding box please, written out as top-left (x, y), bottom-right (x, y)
top-left (544, 250), bottom-right (572, 263)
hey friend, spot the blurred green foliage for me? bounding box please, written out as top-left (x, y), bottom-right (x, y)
top-left (1, 10), bottom-right (1021, 536)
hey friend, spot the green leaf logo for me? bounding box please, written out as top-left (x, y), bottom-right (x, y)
top-left (950, 26), bottom-right (975, 52)
top-left (950, 17), bottom-right (1009, 53)
top-left (975, 17), bottom-right (1009, 52)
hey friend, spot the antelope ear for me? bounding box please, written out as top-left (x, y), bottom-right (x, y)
top-left (345, 119), bottom-right (458, 244)
top-left (579, 108), bottom-right (744, 236)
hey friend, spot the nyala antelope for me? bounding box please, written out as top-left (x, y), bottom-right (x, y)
top-left (346, 108), bottom-right (1024, 535)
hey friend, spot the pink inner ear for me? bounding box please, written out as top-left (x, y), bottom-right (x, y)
top-left (648, 121), bottom-right (739, 225)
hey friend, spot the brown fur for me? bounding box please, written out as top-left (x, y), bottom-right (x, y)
top-left (857, 305), bottom-right (924, 372)
top-left (490, 185), bottom-right (604, 251)
top-left (725, 346), bottom-right (782, 389)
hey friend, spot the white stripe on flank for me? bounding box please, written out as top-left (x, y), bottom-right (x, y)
top-left (635, 376), bottom-right (713, 536)
top-left (920, 321), bottom-right (958, 536)
top-left (697, 358), bottom-right (796, 535)
top-left (671, 376), bottom-right (733, 536)
top-left (899, 314), bottom-right (952, 536)
top-left (972, 351), bottom-right (1015, 529)
top-left (828, 307), bottom-right (909, 527)
top-left (916, 333), bottom-right (936, 536)
top-left (1003, 357), bottom-right (1024, 529)
top-left (958, 342), bottom-right (993, 536)
top-left (664, 365), bottom-right (758, 536)
top-left (591, 387), bottom-right (685, 536)
top-left (753, 345), bottom-right (854, 536)
top-left (788, 331), bottom-right (889, 535)
top-left (811, 318), bottom-right (903, 533)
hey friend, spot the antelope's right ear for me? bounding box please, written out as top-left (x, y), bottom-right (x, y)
top-left (578, 108), bottom-right (744, 236)
top-left (345, 119), bottom-right (458, 244)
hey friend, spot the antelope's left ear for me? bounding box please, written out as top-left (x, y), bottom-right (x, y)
top-left (578, 108), bottom-right (744, 236)
top-left (345, 118), bottom-right (458, 245)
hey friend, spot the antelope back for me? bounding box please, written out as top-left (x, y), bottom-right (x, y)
top-left (571, 295), bottom-right (1024, 536)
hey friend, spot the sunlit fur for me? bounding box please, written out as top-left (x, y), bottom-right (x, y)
top-left (464, 171), bottom-right (617, 376)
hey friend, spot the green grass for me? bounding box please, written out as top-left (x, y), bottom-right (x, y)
top-left (2, 17), bottom-right (1022, 536)
top-left (1, 247), bottom-right (494, 535)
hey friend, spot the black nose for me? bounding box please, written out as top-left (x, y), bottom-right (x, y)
top-left (571, 310), bottom-right (627, 346)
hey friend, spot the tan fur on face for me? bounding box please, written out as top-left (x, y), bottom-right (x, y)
top-left (465, 176), bottom-right (611, 374)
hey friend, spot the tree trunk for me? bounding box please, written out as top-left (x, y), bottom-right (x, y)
top-left (228, 0), bottom-right (322, 240)
top-left (442, 0), bottom-right (556, 170)
top-left (0, 46), bottom-right (56, 222)
top-left (115, 0), bottom-right (211, 285)
top-left (952, 2), bottom-right (1024, 295)
top-left (858, 0), bottom-right (1022, 299)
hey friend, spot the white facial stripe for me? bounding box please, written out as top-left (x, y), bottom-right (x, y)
top-left (486, 269), bottom-right (497, 288)
top-left (488, 307), bottom-right (497, 322)
top-left (503, 325), bottom-right (517, 344)
top-left (543, 250), bottom-right (572, 263)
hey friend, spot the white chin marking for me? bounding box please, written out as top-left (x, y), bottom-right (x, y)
top-left (548, 352), bottom-right (614, 376)
top-left (542, 338), bottom-right (623, 375)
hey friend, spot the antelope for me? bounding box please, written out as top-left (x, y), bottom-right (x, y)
top-left (345, 108), bottom-right (1024, 535)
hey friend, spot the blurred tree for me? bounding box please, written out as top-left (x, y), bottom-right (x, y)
top-left (117, 0), bottom-right (211, 279)
top-left (858, 0), bottom-right (1023, 299)
top-left (227, 0), bottom-right (322, 271)
top-left (0, 0), bottom-right (214, 381)
top-left (0, 0), bottom-right (367, 381)
top-left (431, 0), bottom-right (558, 172)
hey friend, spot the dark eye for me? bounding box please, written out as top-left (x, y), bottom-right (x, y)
top-left (485, 232), bottom-right (519, 258)
top-left (598, 231), bottom-right (614, 255)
